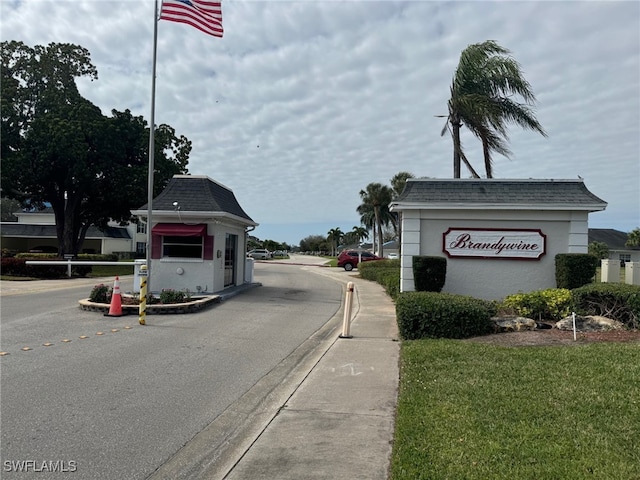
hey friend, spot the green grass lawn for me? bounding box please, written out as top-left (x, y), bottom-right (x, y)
top-left (89, 263), bottom-right (136, 278)
top-left (390, 340), bottom-right (640, 480)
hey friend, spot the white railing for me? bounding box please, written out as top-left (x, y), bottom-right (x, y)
top-left (25, 260), bottom-right (139, 278)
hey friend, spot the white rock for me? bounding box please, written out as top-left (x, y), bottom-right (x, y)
top-left (491, 316), bottom-right (537, 332)
top-left (555, 315), bottom-right (623, 332)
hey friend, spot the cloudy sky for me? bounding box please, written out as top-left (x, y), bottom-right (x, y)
top-left (2, 0), bottom-right (639, 245)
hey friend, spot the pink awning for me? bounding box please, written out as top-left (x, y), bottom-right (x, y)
top-left (152, 223), bottom-right (207, 236)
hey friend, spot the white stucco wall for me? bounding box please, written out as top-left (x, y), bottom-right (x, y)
top-left (150, 222), bottom-right (248, 294)
top-left (101, 237), bottom-right (135, 255)
top-left (400, 209), bottom-right (592, 300)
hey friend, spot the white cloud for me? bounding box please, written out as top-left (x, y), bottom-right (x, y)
top-left (2, 0), bottom-right (638, 245)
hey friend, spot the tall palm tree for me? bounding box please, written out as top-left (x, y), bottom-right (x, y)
top-left (327, 227), bottom-right (343, 256)
top-left (443, 40), bottom-right (547, 178)
top-left (358, 182), bottom-right (393, 258)
top-left (356, 202), bottom-right (376, 252)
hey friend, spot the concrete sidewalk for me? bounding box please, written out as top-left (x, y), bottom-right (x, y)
top-left (223, 268), bottom-right (399, 480)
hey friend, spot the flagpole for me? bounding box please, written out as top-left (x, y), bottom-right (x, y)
top-left (146, 0), bottom-right (159, 295)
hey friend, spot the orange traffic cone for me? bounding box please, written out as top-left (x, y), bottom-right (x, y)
top-left (104, 276), bottom-right (125, 317)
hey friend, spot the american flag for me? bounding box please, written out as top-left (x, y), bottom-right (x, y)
top-left (160, 0), bottom-right (223, 38)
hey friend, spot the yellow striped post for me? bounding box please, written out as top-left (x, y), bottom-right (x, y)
top-left (139, 265), bottom-right (147, 325)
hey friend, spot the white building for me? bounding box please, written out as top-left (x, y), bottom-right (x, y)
top-left (1, 208), bottom-right (135, 255)
top-left (131, 175), bottom-right (257, 294)
top-left (390, 178), bottom-right (608, 300)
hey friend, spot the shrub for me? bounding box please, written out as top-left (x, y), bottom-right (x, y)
top-left (1, 257), bottom-right (29, 276)
top-left (571, 283), bottom-right (640, 329)
top-left (412, 256), bottom-right (446, 292)
top-left (502, 289), bottom-right (572, 320)
top-left (555, 253), bottom-right (598, 289)
top-left (380, 270), bottom-right (400, 300)
top-left (396, 291), bottom-right (495, 340)
top-left (358, 259), bottom-right (398, 278)
top-left (159, 289), bottom-right (191, 304)
top-left (89, 283), bottom-right (111, 303)
top-left (8, 253), bottom-right (94, 278)
top-left (358, 259), bottom-right (400, 300)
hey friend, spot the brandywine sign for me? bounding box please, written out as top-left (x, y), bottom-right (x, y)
top-left (443, 228), bottom-right (546, 260)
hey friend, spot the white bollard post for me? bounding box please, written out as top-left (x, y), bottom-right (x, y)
top-left (572, 312), bottom-right (577, 342)
top-left (339, 282), bottom-right (355, 338)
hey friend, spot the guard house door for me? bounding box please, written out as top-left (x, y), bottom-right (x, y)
top-left (224, 233), bottom-right (237, 287)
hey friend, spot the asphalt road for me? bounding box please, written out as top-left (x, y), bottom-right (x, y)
top-left (0, 260), bottom-right (343, 479)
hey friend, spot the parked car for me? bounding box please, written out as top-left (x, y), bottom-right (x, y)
top-left (386, 252), bottom-right (399, 260)
top-left (247, 249), bottom-right (271, 260)
top-left (337, 250), bottom-right (383, 271)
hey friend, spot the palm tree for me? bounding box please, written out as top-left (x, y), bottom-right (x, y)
top-left (351, 226), bottom-right (369, 245)
top-left (356, 202), bottom-right (376, 252)
top-left (327, 227), bottom-right (344, 256)
top-left (626, 228), bottom-right (640, 248)
top-left (390, 172), bottom-right (415, 255)
top-left (358, 183), bottom-right (393, 258)
top-left (443, 40), bottom-right (547, 178)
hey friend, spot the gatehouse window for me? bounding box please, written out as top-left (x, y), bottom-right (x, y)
top-left (150, 223), bottom-right (213, 260)
top-left (162, 235), bottom-right (203, 258)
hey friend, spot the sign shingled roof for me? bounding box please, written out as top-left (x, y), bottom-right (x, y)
top-left (392, 179), bottom-right (607, 211)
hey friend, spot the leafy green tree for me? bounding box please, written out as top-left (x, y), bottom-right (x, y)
top-left (358, 183), bottom-right (393, 258)
top-left (1, 41), bottom-right (190, 255)
top-left (443, 40), bottom-right (546, 178)
top-left (0, 197), bottom-right (20, 221)
top-left (327, 227), bottom-right (343, 256)
top-left (247, 237), bottom-right (262, 250)
top-left (299, 235), bottom-right (327, 253)
top-left (588, 241), bottom-right (609, 260)
top-left (626, 228), bottom-right (640, 248)
top-left (263, 239), bottom-right (290, 252)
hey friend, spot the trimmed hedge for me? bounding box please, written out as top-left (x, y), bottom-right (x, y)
top-left (396, 291), bottom-right (496, 340)
top-left (555, 253), bottom-right (598, 289)
top-left (358, 259), bottom-right (400, 300)
top-left (412, 256), bottom-right (446, 292)
top-left (571, 283), bottom-right (640, 329)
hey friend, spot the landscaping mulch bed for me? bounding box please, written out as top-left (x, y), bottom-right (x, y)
top-left (466, 325), bottom-right (640, 347)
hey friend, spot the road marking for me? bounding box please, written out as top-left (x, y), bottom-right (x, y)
top-left (340, 363), bottom-right (362, 376)
top-left (1, 323), bottom-right (136, 357)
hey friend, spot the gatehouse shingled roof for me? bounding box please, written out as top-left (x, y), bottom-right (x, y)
top-left (390, 178), bottom-right (607, 211)
top-left (136, 175), bottom-right (256, 225)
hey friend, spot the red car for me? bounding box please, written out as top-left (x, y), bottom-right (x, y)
top-left (337, 250), bottom-right (383, 271)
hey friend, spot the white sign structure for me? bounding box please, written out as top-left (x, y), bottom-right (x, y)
top-left (443, 228), bottom-right (546, 260)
